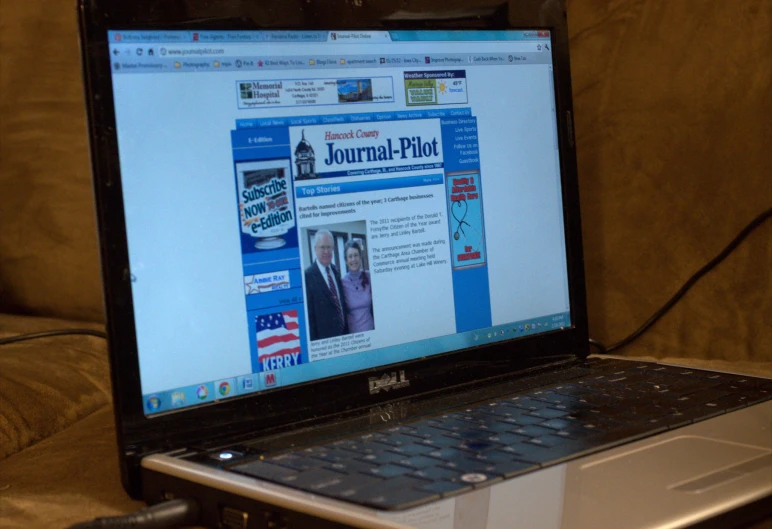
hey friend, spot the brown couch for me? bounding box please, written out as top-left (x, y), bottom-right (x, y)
top-left (0, 1), bottom-right (769, 527)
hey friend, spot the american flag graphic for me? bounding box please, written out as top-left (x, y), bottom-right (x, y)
top-left (256, 310), bottom-right (300, 364)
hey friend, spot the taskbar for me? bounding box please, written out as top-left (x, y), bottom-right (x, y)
top-left (142, 310), bottom-right (570, 416)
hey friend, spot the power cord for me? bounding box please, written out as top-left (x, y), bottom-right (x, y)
top-left (589, 206), bottom-right (771, 355)
top-left (64, 498), bottom-right (200, 529)
top-left (0, 328), bottom-right (107, 346)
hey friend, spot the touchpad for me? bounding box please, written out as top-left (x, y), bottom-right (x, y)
top-left (581, 436), bottom-right (771, 492)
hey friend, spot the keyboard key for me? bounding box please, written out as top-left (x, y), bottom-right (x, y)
top-left (506, 414), bottom-right (547, 426)
top-left (387, 443), bottom-right (435, 456)
top-left (427, 418), bottom-right (472, 432)
top-left (356, 451), bottom-right (405, 466)
top-left (483, 459), bottom-right (538, 478)
top-left (592, 424), bottom-right (667, 446)
top-left (405, 425), bottom-right (452, 440)
top-left (419, 436), bottom-right (460, 448)
top-left (357, 432), bottom-right (392, 444)
top-left (324, 459), bottom-right (377, 474)
top-left (426, 447), bottom-right (468, 461)
top-left (442, 428), bottom-right (491, 440)
top-left (345, 476), bottom-right (439, 510)
top-left (266, 454), bottom-right (323, 472)
top-left (364, 464), bottom-right (414, 479)
top-left (552, 429), bottom-right (579, 439)
top-left (373, 433), bottom-right (424, 447)
top-left (331, 440), bottom-right (369, 453)
top-left (511, 437), bottom-right (593, 463)
top-left (455, 440), bottom-right (502, 453)
top-left (524, 435), bottom-right (567, 449)
top-left (472, 406), bottom-right (514, 418)
top-left (393, 455), bottom-right (438, 469)
top-left (466, 450), bottom-right (522, 463)
top-left (505, 397), bottom-right (550, 411)
top-left (446, 458), bottom-right (532, 481)
top-left (540, 418), bottom-right (573, 430)
top-left (666, 405), bottom-right (723, 425)
top-left (512, 425), bottom-right (555, 438)
top-left (314, 448), bottom-right (362, 463)
top-left (232, 460), bottom-right (298, 482)
top-left (744, 390), bottom-right (772, 404)
top-left (319, 473), bottom-right (385, 501)
top-left (474, 420), bottom-right (519, 433)
top-left (420, 480), bottom-right (472, 497)
top-left (277, 468), bottom-right (349, 491)
top-left (526, 408), bottom-right (570, 420)
top-left (675, 389), bottom-right (730, 406)
top-left (413, 466), bottom-right (461, 481)
top-left (297, 446), bottom-right (330, 457)
top-left (708, 393), bottom-right (754, 411)
top-left (531, 392), bottom-right (578, 406)
top-left (443, 461), bottom-right (501, 481)
top-left (485, 432), bottom-right (528, 445)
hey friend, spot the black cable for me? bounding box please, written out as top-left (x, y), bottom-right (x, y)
top-left (588, 338), bottom-right (607, 354)
top-left (0, 328), bottom-right (107, 346)
top-left (64, 498), bottom-right (200, 529)
top-left (591, 206), bottom-right (771, 355)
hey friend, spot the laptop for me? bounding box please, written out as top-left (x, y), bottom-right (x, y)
top-left (78, 1), bottom-right (772, 527)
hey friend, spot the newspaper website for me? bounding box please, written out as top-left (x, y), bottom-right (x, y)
top-left (109, 32), bottom-right (571, 413)
top-left (232, 67), bottom-right (558, 389)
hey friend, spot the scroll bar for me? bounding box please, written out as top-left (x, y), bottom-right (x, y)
top-left (548, 65), bottom-right (558, 151)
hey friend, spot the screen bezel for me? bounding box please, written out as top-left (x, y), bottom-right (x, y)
top-left (79, 0), bottom-right (587, 497)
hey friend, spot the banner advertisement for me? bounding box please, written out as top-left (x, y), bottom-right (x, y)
top-left (235, 159), bottom-right (295, 249)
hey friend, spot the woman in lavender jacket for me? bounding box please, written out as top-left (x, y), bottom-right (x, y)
top-left (341, 240), bottom-right (374, 333)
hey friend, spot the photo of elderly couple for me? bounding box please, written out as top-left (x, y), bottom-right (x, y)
top-left (301, 221), bottom-right (375, 341)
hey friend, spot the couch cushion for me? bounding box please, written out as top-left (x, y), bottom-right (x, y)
top-left (567, 0), bottom-right (771, 362)
top-left (0, 314), bottom-right (110, 461)
top-left (0, 406), bottom-right (143, 529)
top-left (0, 0), bottom-right (104, 321)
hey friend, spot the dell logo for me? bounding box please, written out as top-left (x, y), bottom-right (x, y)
top-left (368, 370), bottom-right (410, 394)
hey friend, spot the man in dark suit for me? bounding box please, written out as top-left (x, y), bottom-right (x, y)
top-left (304, 229), bottom-right (349, 341)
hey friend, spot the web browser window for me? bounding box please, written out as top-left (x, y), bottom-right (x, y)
top-left (107, 30), bottom-right (570, 415)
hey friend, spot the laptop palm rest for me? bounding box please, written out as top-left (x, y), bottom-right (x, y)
top-left (580, 435), bottom-right (770, 491)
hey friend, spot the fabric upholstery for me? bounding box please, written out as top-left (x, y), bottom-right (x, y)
top-left (0, 407), bottom-right (144, 529)
top-left (568, 1), bottom-right (771, 362)
top-left (0, 0), bottom-right (103, 322)
top-left (0, 314), bottom-right (110, 461)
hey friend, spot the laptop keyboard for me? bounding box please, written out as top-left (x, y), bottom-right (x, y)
top-left (223, 360), bottom-right (771, 510)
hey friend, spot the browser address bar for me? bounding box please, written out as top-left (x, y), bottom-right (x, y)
top-left (157, 41), bottom-right (545, 57)
top-left (160, 46), bottom-right (226, 57)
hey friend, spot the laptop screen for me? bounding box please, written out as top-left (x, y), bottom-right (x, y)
top-left (107, 30), bottom-right (570, 416)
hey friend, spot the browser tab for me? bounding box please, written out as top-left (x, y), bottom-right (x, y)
top-left (110, 30), bottom-right (193, 43)
top-left (327, 31), bottom-right (391, 42)
top-left (197, 31), bottom-right (262, 42)
top-left (263, 31), bottom-right (327, 43)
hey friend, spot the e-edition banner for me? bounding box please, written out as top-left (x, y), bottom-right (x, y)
top-left (288, 118), bottom-right (444, 180)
